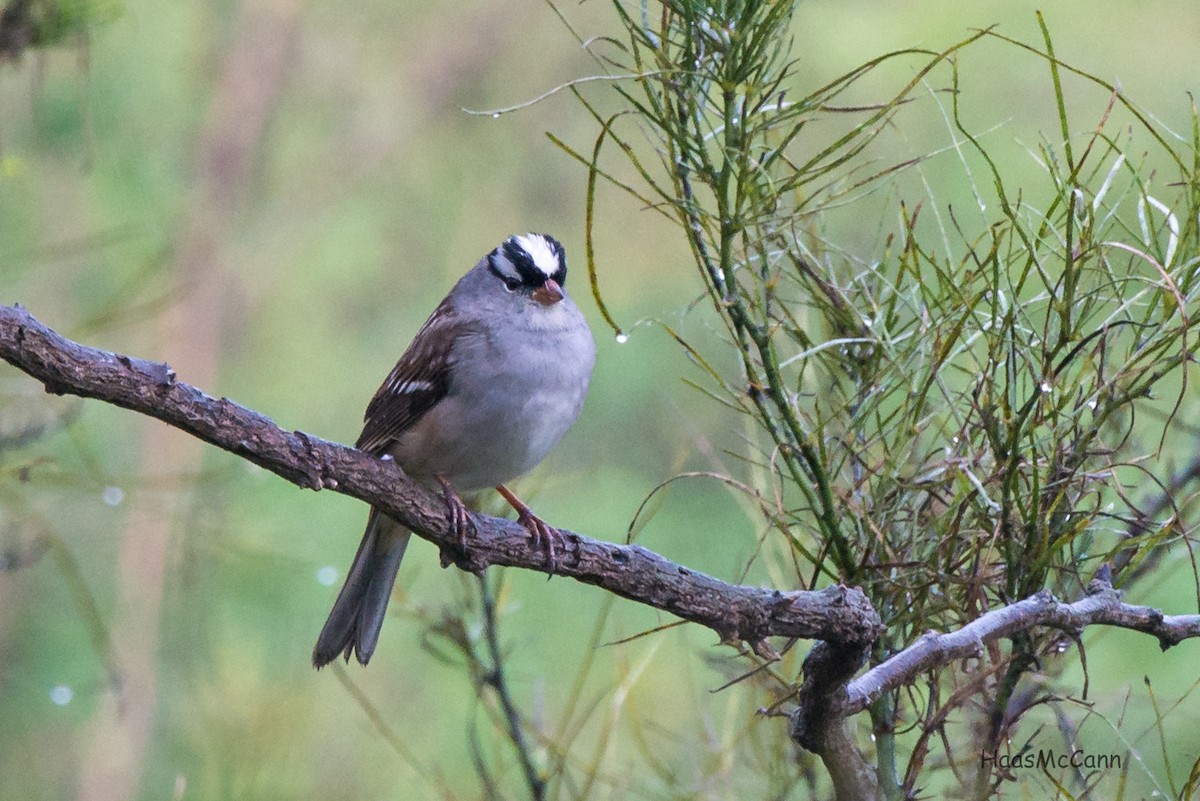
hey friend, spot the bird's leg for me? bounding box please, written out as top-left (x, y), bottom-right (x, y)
top-left (435, 473), bottom-right (475, 551)
top-left (495, 484), bottom-right (563, 571)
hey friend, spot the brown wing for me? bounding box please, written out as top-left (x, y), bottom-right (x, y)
top-left (355, 298), bottom-right (475, 456)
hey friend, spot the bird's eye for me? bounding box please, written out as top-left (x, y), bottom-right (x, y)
top-left (502, 277), bottom-right (521, 292)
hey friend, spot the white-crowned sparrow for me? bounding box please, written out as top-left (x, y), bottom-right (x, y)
top-left (313, 233), bottom-right (595, 668)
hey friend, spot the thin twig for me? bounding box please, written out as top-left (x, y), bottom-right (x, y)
top-left (479, 574), bottom-right (546, 801)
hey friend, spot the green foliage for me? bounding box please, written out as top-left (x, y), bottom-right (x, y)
top-left (570, 0), bottom-right (1200, 794)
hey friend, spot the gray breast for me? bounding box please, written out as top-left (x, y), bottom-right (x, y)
top-left (396, 298), bottom-right (595, 492)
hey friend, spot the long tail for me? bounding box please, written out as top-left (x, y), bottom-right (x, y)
top-left (312, 509), bottom-right (411, 668)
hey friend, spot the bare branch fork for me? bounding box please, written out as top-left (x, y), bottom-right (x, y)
top-left (4, 302), bottom-right (1200, 776)
top-left (790, 565), bottom-right (1200, 795)
top-left (833, 566), bottom-right (1200, 717)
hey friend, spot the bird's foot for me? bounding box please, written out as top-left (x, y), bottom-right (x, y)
top-left (436, 474), bottom-right (475, 555)
top-left (496, 484), bottom-right (563, 572)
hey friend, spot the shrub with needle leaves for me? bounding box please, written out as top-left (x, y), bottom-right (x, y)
top-left (559, 0), bottom-right (1200, 795)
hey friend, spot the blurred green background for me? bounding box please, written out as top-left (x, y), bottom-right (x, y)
top-left (3, 1), bottom-right (1200, 798)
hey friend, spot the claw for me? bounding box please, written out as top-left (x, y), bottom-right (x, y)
top-left (436, 473), bottom-right (475, 552)
top-left (495, 484), bottom-right (564, 571)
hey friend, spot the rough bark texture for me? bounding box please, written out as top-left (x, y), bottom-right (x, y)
top-left (0, 303), bottom-right (884, 650)
top-left (790, 640), bottom-right (879, 801)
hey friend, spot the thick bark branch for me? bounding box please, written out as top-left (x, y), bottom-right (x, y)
top-left (790, 641), bottom-right (879, 801)
top-left (0, 303), bottom-right (883, 649)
